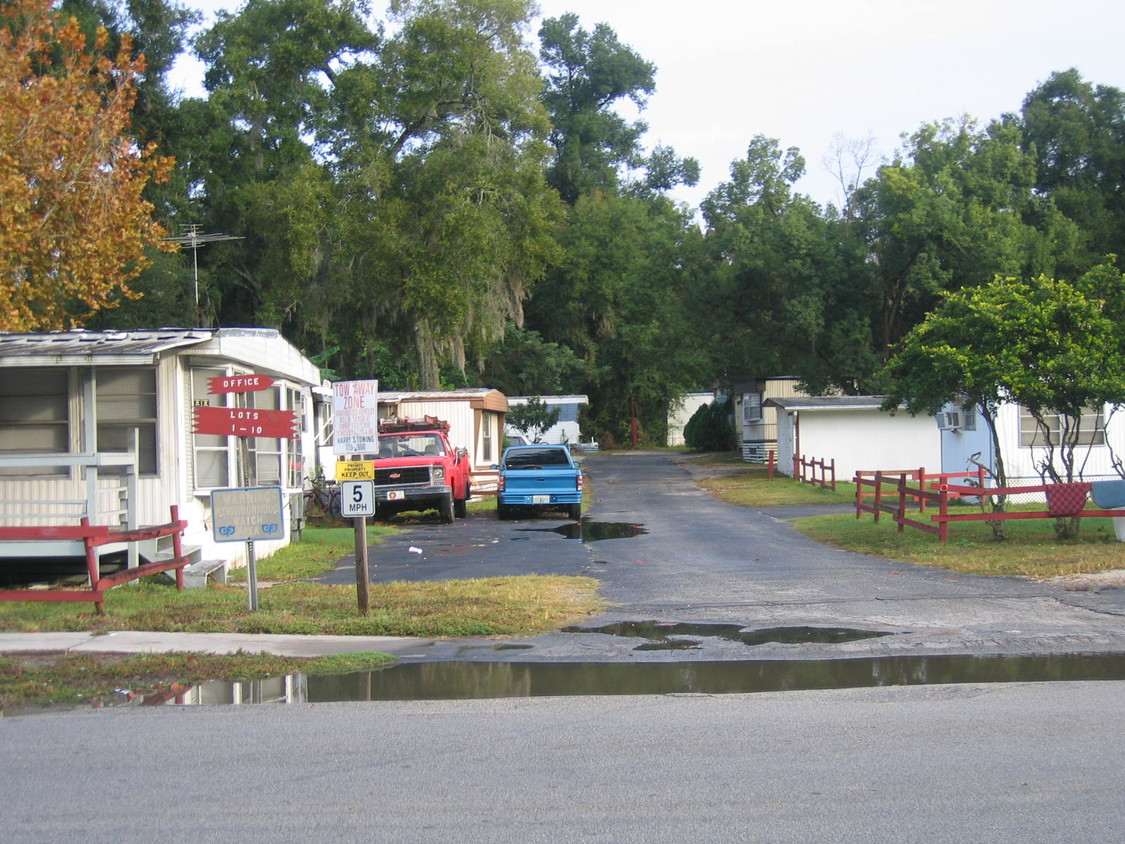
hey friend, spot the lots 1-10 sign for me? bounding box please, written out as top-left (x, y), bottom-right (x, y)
top-left (192, 372), bottom-right (297, 439)
top-left (193, 404), bottom-right (297, 438)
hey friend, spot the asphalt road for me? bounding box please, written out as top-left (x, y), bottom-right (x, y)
top-left (6, 451), bottom-right (1125, 841)
top-left (319, 451), bottom-right (1125, 662)
top-left (4, 682), bottom-right (1125, 842)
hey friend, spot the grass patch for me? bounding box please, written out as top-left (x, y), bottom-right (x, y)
top-left (0, 575), bottom-right (604, 637)
top-left (0, 650), bottom-right (393, 711)
top-left (688, 460), bottom-right (1123, 578)
top-left (794, 511), bottom-right (1124, 578)
top-left (697, 463), bottom-right (855, 507)
top-left (229, 523), bottom-right (395, 581)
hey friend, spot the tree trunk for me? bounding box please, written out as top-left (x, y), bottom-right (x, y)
top-left (415, 319), bottom-right (440, 390)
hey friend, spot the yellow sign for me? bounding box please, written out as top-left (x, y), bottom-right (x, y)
top-left (336, 460), bottom-right (375, 481)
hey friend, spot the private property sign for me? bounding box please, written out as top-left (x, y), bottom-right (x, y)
top-left (332, 379), bottom-right (379, 455)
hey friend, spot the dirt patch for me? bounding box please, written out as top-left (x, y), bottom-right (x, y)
top-left (1050, 569), bottom-right (1125, 589)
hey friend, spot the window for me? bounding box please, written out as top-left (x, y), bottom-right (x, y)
top-left (482, 412), bottom-right (494, 462)
top-left (1019, 406), bottom-right (1105, 447)
top-left (192, 368), bottom-right (230, 488)
top-left (0, 368), bottom-right (69, 476)
top-left (96, 368), bottom-right (157, 475)
top-left (743, 393), bottom-right (763, 424)
top-left (247, 387), bottom-right (283, 486)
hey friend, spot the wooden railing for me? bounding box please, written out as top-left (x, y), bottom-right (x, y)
top-left (793, 454), bottom-right (836, 490)
top-left (855, 466), bottom-right (986, 521)
top-left (0, 506), bottom-right (189, 613)
top-left (854, 472), bottom-right (1121, 542)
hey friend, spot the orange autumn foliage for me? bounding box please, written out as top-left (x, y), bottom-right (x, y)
top-left (0, 0), bottom-right (175, 331)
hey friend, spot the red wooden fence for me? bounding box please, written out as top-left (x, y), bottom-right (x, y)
top-left (855, 466), bottom-right (986, 521)
top-left (854, 473), bottom-right (1120, 542)
top-left (0, 506), bottom-right (190, 613)
top-left (792, 454), bottom-right (836, 490)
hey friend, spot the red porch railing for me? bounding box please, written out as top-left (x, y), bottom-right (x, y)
top-left (0, 506), bottom-right (190, 613)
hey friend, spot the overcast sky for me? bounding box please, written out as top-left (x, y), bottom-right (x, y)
top-left (171, 0), bottom-right (1125, 211)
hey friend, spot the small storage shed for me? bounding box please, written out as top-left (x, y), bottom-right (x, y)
top-left (766, 396), bottom-right (942, 483)
top-left (0, 328), bottom-right (328, 570)
top-left (377, 389), bottom-right (508, 487)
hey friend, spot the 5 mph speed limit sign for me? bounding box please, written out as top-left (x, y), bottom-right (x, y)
top-left (340, 480), bottom-right (376, 517)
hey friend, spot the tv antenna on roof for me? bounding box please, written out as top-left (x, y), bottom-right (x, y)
top-left (164, 224), bottom-right (244, 327)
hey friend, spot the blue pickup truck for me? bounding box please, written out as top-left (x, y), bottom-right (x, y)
top-left (494, 444), bottom-right (583, 520)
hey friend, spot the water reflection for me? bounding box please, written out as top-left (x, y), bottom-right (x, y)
top-left (517, 520), bottom-right (648, 542)
top-left (564, 621), bottom-right (891, 650)
top-left (183, 653), bottom-right (1125, 706)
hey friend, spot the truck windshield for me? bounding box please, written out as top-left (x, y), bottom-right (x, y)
top-left (375, 434), bottom-right (445, 458)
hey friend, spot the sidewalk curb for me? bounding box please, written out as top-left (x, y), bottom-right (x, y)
top-left (0, 631), bottom-right (429, 658)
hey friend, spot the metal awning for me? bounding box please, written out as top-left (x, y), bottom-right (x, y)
top-left (0, 329), bottom-right (213, 367)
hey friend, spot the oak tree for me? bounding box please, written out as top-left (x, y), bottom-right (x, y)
top-left (0, 0), bottom-right (173, 330)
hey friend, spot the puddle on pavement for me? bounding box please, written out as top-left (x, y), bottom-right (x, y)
top-left (518, 520), bottom-right (648, 542)
top-left (166, 652), bottom-right (1125, 706)
top-left (565, 621), bottom-right (890, 651)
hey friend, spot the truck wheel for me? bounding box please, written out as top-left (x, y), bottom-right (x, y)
top-left (438, 492), bottom-right (454, 524)
top-left (497, 503), bottom-right (510, 521)
top-left (567, 503), bottom-right (582, 521)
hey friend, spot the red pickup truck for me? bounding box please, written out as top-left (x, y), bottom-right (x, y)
top-left (343, 416), bottom-right (472, 523)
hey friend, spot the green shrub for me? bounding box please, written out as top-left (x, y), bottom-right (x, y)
top-left (684, 400), bottom-right (735, 451)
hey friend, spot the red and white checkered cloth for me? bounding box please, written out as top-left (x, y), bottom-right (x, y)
top-left (1045, 483), bottom-right (1092, 517)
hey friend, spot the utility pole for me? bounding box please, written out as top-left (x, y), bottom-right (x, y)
top-left (164, 224), bottom-right (244, 327)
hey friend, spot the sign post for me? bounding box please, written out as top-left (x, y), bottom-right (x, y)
top-left (340, 480), bottom-right (375, 615)
top-left (332, 380), bottom-right (380, 613)
top-left (193, 373), bottom-right (298, 610)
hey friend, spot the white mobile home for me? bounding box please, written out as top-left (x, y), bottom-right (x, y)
top-left (766, 396), bottom-right (942, 483)
top-left (0, 328), bottom-right (329, 570)
top-left (667, 392), bottom-right (716, 447)
top-left (506, 395), bottom-right (588, 445)
top-left (938, 400), bottom-right (1125, 485)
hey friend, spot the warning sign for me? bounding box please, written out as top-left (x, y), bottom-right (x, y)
top-left (211, 487), bottom-right (285, 543)
top-left (336, 460), bottom-right (375, 481)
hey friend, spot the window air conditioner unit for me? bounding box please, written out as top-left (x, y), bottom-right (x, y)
top-left (937, 411), bottom-right (962, 431)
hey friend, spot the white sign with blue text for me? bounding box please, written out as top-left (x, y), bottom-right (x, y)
top-left (211, 487), bottom-right (285, 543)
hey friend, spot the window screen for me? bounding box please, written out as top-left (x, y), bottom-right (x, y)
top-left (0, 368), bottom-right (69, 476)
top-left (96, 368), bottom-right (157, 475)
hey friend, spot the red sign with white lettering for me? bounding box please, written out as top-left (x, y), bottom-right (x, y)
top-left (192, 406), bottom-right (298, 439)
top-left (208, 374), bottom-right (276, 394)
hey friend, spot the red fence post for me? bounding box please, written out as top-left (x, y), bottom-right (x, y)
top-left (171, 505), bottom-right (185, 590)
